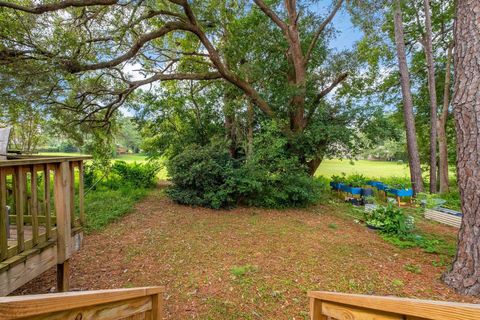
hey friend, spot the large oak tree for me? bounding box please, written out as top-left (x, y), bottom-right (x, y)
top-left (0, 0), bottom-right (361, 174)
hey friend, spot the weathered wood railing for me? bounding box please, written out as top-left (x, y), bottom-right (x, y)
top-left (0, 287), bottom-right (163, 319)
top-left (309, 291), bottom-right (480, 320)
top-left (0, 155), bottom-right (90, 295)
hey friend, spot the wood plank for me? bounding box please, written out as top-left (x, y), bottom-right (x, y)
top-left (44, 164), bottom-right (52, 239)
top-left (0, 169), bottom-right (7, 260)
top-left (322, 301), bottom-right (402, 320)
top-left (79, 161), bottom-right (85, 226)
top-left (54, 162), bottom-right (72, 264)
top-left (308, 291), bottom-right (480, 320)
top-left (56, 259), bottom-right (69, 292)
top-left (310, 297), bottom-right (326, 320)
top-left (69, 162), bottom-right (75, 228)
top-left (13, 167), bottom-right (25, 253)
top-left (27, 296), bottom-right (152, 320)
top-left (30, 166), bottom-right (39, 246)
top-left (0, 245), bottom-right (57, 296)
top-left (0, 287), bottom-right (163, 318)
top-left (0, 156), bottom-right (92, 168)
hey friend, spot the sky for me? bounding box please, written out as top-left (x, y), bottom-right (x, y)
top-left (310, 0), bottom-right (364, 51)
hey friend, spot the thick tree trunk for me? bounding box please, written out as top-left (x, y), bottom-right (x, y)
top-left (393, 0), bottom-right (425, 193)
top-left (437, 44), bottom-right (453, 194)
top-left (443, 0), bottom-right (480, 296)
top-left (423, 0), bottom-right (438, 193)
top-left (307, 157), bottom-right (323, 176)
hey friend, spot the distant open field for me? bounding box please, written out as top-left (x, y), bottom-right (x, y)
top-left (40, 152), bottom-right (411, 180)
top-left (315, 159), bottom-right (410, 179)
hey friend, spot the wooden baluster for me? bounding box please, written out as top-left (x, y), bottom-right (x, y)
top-left (44, 164), bottom-right (52, 240)
top-left (78, 161), bottom-right (85, 226)
top-left (69, 162), bottom-right (75, 227)
top-left (30, 166), bottom-right (38, 246)
top-left (54, 161), bottom-right (72, 292)
top-left (0, 168), bottom-right (7, 260)
top-left (14, 167), bottom-right (25, 253)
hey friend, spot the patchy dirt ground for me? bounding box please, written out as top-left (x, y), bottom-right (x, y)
top-left (14, 189), bottom-right (479, 319)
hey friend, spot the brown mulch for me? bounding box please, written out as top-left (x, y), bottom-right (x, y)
top-left (13, 190), bottom-right (480, 319)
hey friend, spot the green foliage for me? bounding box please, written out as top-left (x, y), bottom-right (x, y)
top-left (85, 186), bottom-right (147, 233)
top-left (166, 141), bottom-right (236, 209)
top-left (111, 161), bottom-right (161, 188)
top-left (234, 126), bottom-right (323, 208)
top-left (166, 125), bottom-right (324, 209)
top-left (364, 204), bottom-right (414, 236)
top-left (404, 263), bottom-right (422, 274)
top-left (380, 176), bottom-right (412, 189)
top-left (343, 173), bottom-right (369, 187)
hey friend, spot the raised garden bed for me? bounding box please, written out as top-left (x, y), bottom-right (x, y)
top-left (424, 207), bottom-right (462, 228)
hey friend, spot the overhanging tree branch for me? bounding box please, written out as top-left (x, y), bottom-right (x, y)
top-left (305, 0), bottom-right (344, 64)
top-left (62, 21), bottom-right (192, 73)
top-left (253, 0), bottom-right (288, 32)
top-left (0, 0), bottom-right (119, 14)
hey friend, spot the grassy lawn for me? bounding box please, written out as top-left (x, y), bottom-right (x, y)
top-left (16, 189), bottom-right (477, 319)
top-left (315, 159), bottom-right (410, 178)
top-left (41, 152), bottom-right (412, 180)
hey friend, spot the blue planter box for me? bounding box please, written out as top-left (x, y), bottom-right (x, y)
top-left (367, 181), bottom-right (382, 188)
top-left (375, 183), bottom-right (388, 191)
top-left (330, 182), bottom-right (344, 191)
top-left (341, 185), bottom-right (362, 195)
top-left (387, 188), bottom-right (413, 197)
top-left (350, 187), bottom-right (362, 195)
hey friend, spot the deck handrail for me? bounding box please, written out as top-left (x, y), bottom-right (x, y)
top-left (308, 291), bottom-right (480, 320)
top-left (0, 286), bottom-right (163, 319)
top-left (0, 155), bottom-right (91, 167)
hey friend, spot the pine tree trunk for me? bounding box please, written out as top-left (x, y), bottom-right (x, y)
top-left (423, 0), bottom-right (438, 193)
top-left (438, 44), bottom-right (453, 194)
top-left (443, 0), bottom-right (480, 295)
top-left (393, 0), bottom-right (425, 193)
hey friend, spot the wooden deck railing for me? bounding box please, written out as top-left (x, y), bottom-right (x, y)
top-left (0, 286), bottom-right (163, 319)
top-left (0, 155), bottom-right (90, 294)
top-left (309, 291), bottom-right (480, 320)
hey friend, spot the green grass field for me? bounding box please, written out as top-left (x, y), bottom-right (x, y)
top-left (41, 152), bottom-right (410, 180)
top-left (315, 159), bottom-right (411, 179)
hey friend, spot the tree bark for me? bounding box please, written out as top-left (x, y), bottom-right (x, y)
top-left (437, 43), bottom-right (453, 194)
top-left (423, 0), bottom-right (438, 193)
top-left (443, 0), bottom-right (480, 296)
top-left (393, 0), bottom-right (425, 193)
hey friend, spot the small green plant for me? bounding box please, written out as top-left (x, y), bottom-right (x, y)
top-left (404, 263), bottom-right (422, 274)
top-left (380, 176), bottom-right (411, 189)
top-left (230, 265), bottom-right (258, 278)
top-left (364, 204), bottom-right (414, 236)
top-left (330, 174), bottom-right (346, 183)
top-left (328, 223), bottom-right (338, 230)
top-left (415, 193), bottom-right (446, 209)
top-left (344, 173), bottom-right (368, 187)
top-left (391, 279), bottom-right (404, 288)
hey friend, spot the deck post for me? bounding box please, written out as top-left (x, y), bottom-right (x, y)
top-left (54, 161), bottom-right (72, 292)
top-left (309, 297), bottom-right (325, 320)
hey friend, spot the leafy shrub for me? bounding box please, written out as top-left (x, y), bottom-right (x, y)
top-left (344, 173), bottom-right (369, 187)
top-left (166, 125), bottom-right (324, 209)
top-left (380, 176), bottom-right (412, 189)
top-left (111, 161), bottom-right (161, 188)
top-left (233, 125), bottom-right (322, 208)
top-left (364, 204), bottom-right (414, 236)
top-left (166, 141), bottom-right (236, 209)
